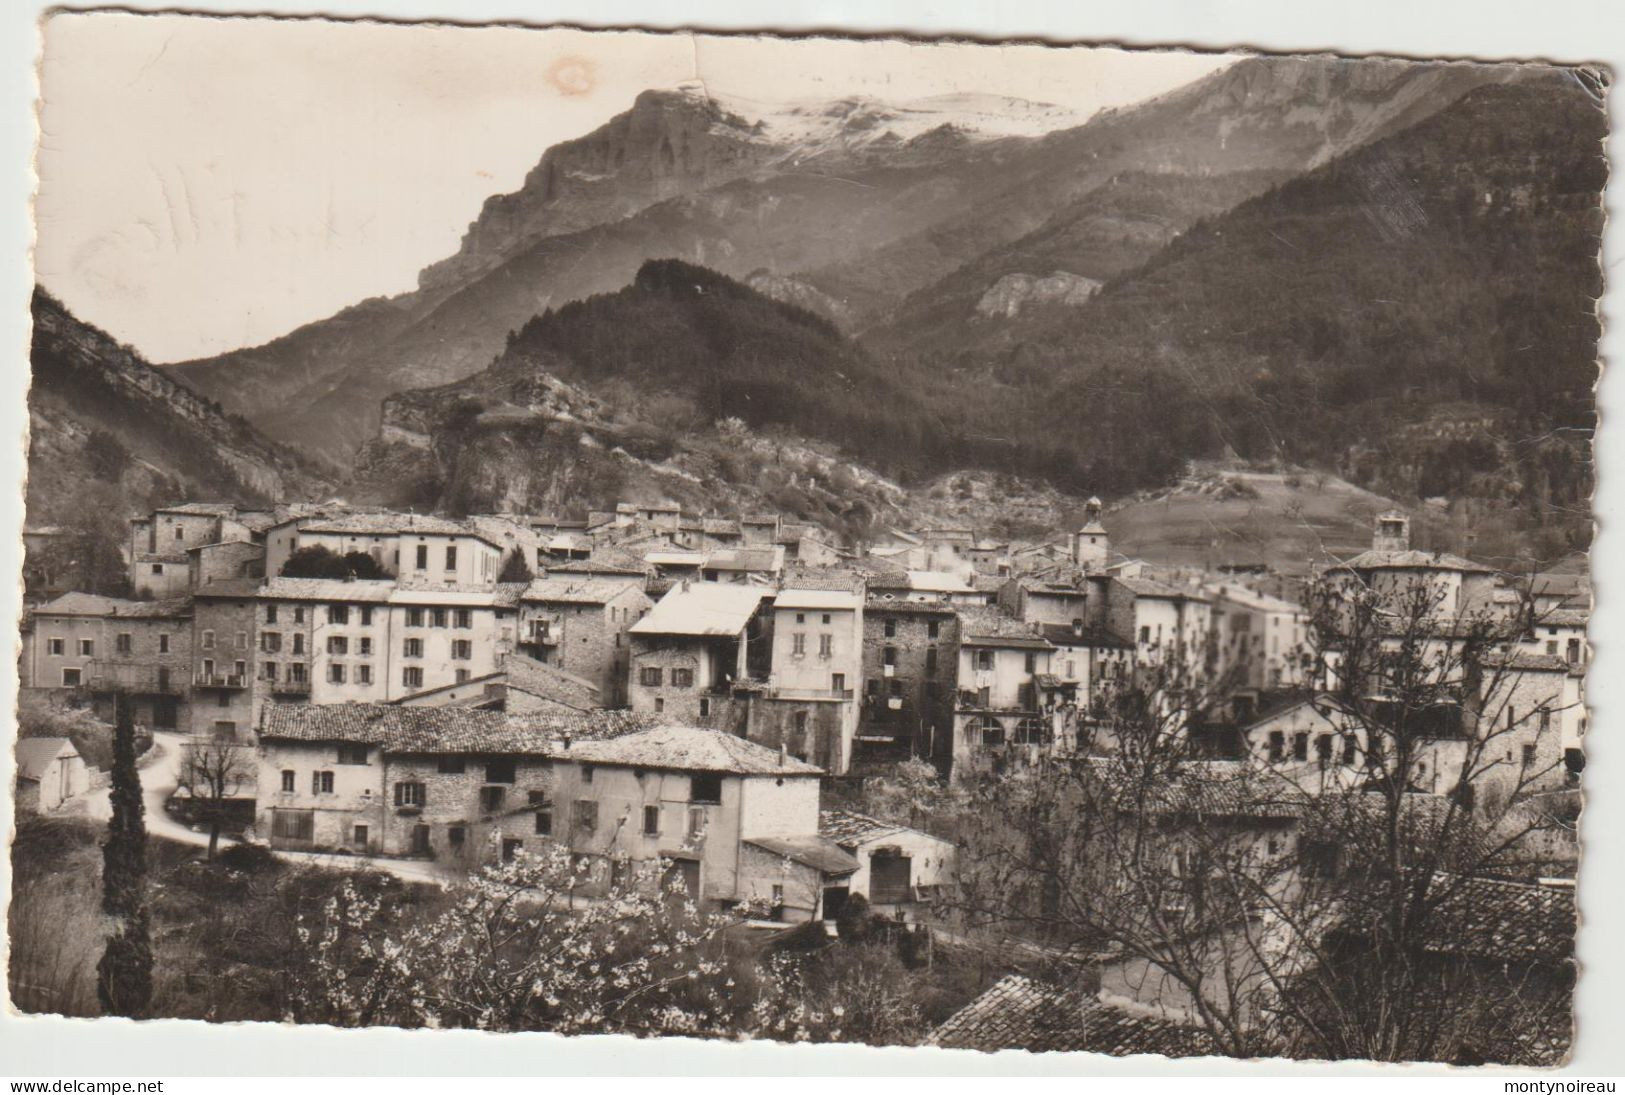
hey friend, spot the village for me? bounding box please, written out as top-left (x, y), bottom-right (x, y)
top-left (13, 493), bottom-right (1588, 1056)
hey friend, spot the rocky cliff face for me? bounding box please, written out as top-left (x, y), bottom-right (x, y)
top-left (27, 289), bottom-right (331, 522)
top-left (975, 271), bottom-right (1102, 319)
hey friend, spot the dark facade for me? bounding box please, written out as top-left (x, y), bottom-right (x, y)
top-left (858, 602), bottom-right (960, 771)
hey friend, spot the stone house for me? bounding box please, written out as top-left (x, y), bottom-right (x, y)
top-left (1207, 583), bottom-right (1309, 692)
top-left (747, 588), bottom-right (864, 775)
top-left (1099, 576), bottom-right (1212, 671)
top-left (998, 576), bottom-right (1089, 628)
top-left (21, 592), bottom-right (193, 731)
top-left (859, 601), bottom-right (960, 769)
top-left (818, 808), bottom-right (956, 920)
top-left (264, 513), bottom-right (504, 588)
top-left (516, 576), bottom-right (650, 705)
top-left (951, 609), bottom-right (1065, 776)
top-left (130, 503), bottom-right (255, 597)
top-left (255, 708), bottom-right (844, 913)
top-left (627, 582), bottom-right (773, 729)
top-left (187, 539), bottom-right (266, 589)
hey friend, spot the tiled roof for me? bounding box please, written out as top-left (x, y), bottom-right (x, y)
top-left (259, 704), bottom-right (649, 754)
top-left (929, 976), bottom-right (1216, 1057)
top-left (745, 835), bottom-right (860, 875)
top-left (300, 513), bottom-right (501, 547)
top-left (1416, 876), bottom-right (1576, 964)
top-left (1337, 549), bottom-right (1496, 575)
top-left (1038, 622), bottom-right (1133, 650)
top-left (1539, 608), bottom-right (1589, 627)
top-left (819, 808), bottom-right (905, 846)
top-left (35, 592), bottom-right (148, 617)
top-left (630, 582), bottom-right (768, 637)
top-left (556, 725), bottom-right (824, 776)
top-left (1207, 584), bottom-right (1304, 614)
top-left (521, 577), bottom-right (639, 604)
top-left (135, 552), bottom-right (189, 564)
top-left (261, 577), bottom-right (396, 603)
top-left (705, 547), bottom-right (783, 572)
top-left (158, 502), bottom-right (239, 516)
top-left (957, 608), bottom-right (1051, 649)
top-left (1116, 576), bottom-right (1208, 601)
top-left (192, 578), bottom-right (267, 599)
top-left (774, 589), bottom-right (861, 611)
top-left (546, 559), bottom-right (647, 577)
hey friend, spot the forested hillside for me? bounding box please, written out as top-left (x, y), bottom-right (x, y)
top-left (869, 79), bottom-right (1602, 549)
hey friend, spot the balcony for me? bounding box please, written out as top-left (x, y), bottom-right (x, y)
top-left (271, 676), bottom-right (311, 696)
top-left (86, 661), bottom-right (186, 695)
top-left (765, 684), bottom-right (855, 702)
top-left (193, 671), bottom-right (248, 690)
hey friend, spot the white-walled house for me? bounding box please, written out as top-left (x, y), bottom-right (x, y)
top-left (819, 808), bottom-right (955, 920)
top-left (14, 737), bottom-right (91, 814)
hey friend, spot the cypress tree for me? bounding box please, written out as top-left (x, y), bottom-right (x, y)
top-left (97, 694), bottom-right (152, 1017)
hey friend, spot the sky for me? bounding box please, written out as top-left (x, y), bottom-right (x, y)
top-left (34, 13), bottom-right (1235, 363)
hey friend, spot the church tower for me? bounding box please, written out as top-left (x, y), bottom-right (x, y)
top-left (1071, 496), bottom-right (1110, 571)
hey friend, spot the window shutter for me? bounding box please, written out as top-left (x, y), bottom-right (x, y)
top-left (312, 771), bottom-right (321, 794)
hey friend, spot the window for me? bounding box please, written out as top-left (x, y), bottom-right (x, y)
top-left (360, 607), bottom-right (373, 626)
top-left (485, 758), bottom-right (517, 783)
top-left (292, 634), bottom-right (305, 655)
top-left (329, 605), bottom-right (349, 625)
top-left (643, 804), bottom-right (660, 836)
top-left (355, 664), bottom-right (372, 684)
top-left (455, 669), bottom-right (470, 684)
top-left (437, 756), bottom-right (465, 775)
top-left (337, 743), bottom-right (368, 765)
top-left (432, 608), bottom-right (448, 628)
top-left (698, 697), bottom-right (711, 717)
top-left (480, 786), bottom-right (506, 814)
top-left (687, 807), bottom-right (706, 839)
top-left (311, 771), bottom-right (334, 794)
top-left (328, 664), bottom-right (347, 684)
top-left (1293, 733), bottom-right (1309, 763)
top-left (448, 825), bottom-right (466, 848)
top-left (822, 613), bottom-right (832, 625)
top-left (415, 544), bottom-right (428, 570)
top-left (328, 636), bottom-right (348, 655)
top-left (639, 666), bottom-right (663, 688)
top-left (61, 667), bottom-right (81, 687)
top-left (451, 639), bottom-right (472, 660)
top-left (1024, 651), bottom-right (1037, 674)
top-left (796, 613), bottom-right (806, 624)
top-left (1343, 735), bottom-right (1358, 765)
top-left (293, 606), bottom-right (305, 624)
top-left (582, 766), bottom-right (594, 784)
top-left (1522, 744), bottom-right (1538, 769)
top-left (262, 661), bottom-right (278, 682)
top-left (884, 619), bottom-right (896, 638)
top-left (79, 638), bottom-right (95, 657)
top-left (573, 800), bottom-right (599, 832)
top-left (262, 632), bottom-right (282, 653)
top-left (151, 564), bottom-right (163, 575)
top-left (445, 545), bottom-right (458, 570)
top-left (454, 609), bottom-right (472, 628)
top-left (883, 646), bottom-right (897, 667)
top-left (406, 608), bottom-right (424, 627)
top-left (654, 697), bottom-right (664, 713)
top-left (534, 807), bottom-right (552, 836)
top-left (831, 672), bottom-right (845, 693)
top-left (403, 666), bottom-right (423, 688)
top-left (928, 620), bottom-right (941, 639)
top-left (394, 781), bottom-right (426, 807)
top-left (403, 638), bottom-right (423, 658)
top-left (889, 678), bottom-right (903, 697)
top-left (47, 638), bottom-right (63, 655)
top-left (1014, 717), bottom-right (1045, 745)
top-left (1316, 734), bottom-right (1333, 768)
top-left (200, 630), bottom-right (214, 651)
top-left (792, 633), bottom-right (806, 655)
top-left (115, 633), bottom-right (132, 655)
top-left (1139, 625), bottom-right (1151, 644)
top-left (280, 769), bottom-right (295, 792)
top-left (1268, 731), bottom-right (1285, 763)
top-left (690, 772), bottom-right (723, 804)
top-left (819, 634), bottom-right (833, 657)
top-left (266, 605), bottom-right (278, 624)
top-left (358, 637), bottom-right (372, 655)
top-left (975, 650), bottom-right (993, 672)
top-left (670, 667), bottom-right (694, 688)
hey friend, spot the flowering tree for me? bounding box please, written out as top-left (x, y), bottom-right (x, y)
top-left (290, 841), bottom-right (751, 1034)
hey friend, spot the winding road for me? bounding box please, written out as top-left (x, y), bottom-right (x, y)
top-left (81, 731), bottom-right (449, 886)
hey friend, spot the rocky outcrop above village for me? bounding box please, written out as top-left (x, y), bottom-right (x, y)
top-left (974, 272), bottom-right (1102, 319)
top-left (26, 289), bottom-right (332, 524)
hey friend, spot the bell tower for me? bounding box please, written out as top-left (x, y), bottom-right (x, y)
top-left (1072, 496), bottom-right (1109, 571)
